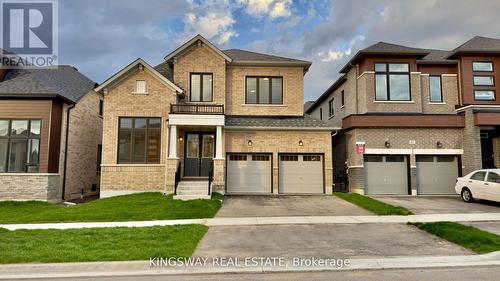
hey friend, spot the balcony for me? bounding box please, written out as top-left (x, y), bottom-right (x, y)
top-left (170, 104), bottom-right (224, 115)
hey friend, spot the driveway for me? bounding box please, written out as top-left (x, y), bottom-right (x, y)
top-left (216, 195), bottom-right (371, 217)
top-left (193, 223), bottom-right (471, 259)
top-left (373, 196), bottom-right (500, 214)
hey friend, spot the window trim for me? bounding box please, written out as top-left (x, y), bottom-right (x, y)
top-left (0, 119), bottom-right (42, 173)
top-left (328, 98), bottom-right (334, 117)
top-left (473, 75), bottom-right (495, 86)
top-left (429, 75), bottom-right (443, 103)
top-left (474, 90), bottom-right (496, 101)
top-left (472, 61), bottom-right (494, 72)
top-left (117, 117), bottom-right (162, 164)
top-left (374, 62), bottom-right (411, 101)
top-left (245, 76), bottom-right (284, 105)
top-left (190, 73), bottom-right (214, 102)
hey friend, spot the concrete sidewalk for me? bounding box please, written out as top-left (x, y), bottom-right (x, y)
top-left (1, 252), bottom-right (499, 279)
top-left (1, 213), bottom-right (500, 230)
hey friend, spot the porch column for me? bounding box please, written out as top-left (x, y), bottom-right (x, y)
top-left (215, 125), bottom-right (223, 159)
top-left (169, 125), bottom-right (177, 158)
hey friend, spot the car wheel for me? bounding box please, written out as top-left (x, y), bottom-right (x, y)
top-left (461, 188), bottom-right (474, 203)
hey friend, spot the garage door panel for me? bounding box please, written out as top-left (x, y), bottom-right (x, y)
top-left (279, 154), bottom-right (324, 194)
top-left (417, 155), bottom-right (458, 195)
top-left (226, 154), bottom-right (271, 194)
top-left (365, 155), bottom-right (408, 195)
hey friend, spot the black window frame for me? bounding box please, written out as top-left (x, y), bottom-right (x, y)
top-left (474, 90), bottom-right (496, 101)
top-left (472, 61), bottom-right (494, 72)
top-left (374, 62), bottom-right (411, 101)
top-left (245, 76), bottom-right (283, 105)
top-left (328, 98), bottom-right (334, 117)
top-left (0, 119), bottom-right (42, 173)
top-left (190, 73), bottom-right (213, 102)
top-left (117, 117), bottom-right (161, 164)
top-left (319, 108), bottom-right (323, 120)
top-left (429, 75), bottom-right (443, 103)
top-left (473, 75), bottom-right (495, 86)
top-left (96, 144), bottom-right (102, 172)
top-left (99, 100), bottom-right (104, 116)
top-left (341, 90), bottom-right (345, 107)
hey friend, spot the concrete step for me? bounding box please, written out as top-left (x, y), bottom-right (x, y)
top-left (176, 189), bottom-right (210, 195)
top-left (173, 194), bottom-right (211, 201)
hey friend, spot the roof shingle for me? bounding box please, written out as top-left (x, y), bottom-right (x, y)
top-left (225, 115), bottom-right (334, 129)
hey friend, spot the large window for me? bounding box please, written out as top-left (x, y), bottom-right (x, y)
top-left (375, 63), bottom-right (410, 101)
top-left (0, 119), bottom-right (41, 173)
top-left (474, 90), bottom-right (495, 101)
top-left (118, 117), bottom-right (161, 164)
top-left (245, 76), bottom-right (283, 104)
top-left (190, 73), bottom-right (213, 102)
top-left (429, 75), bottom-right (443, 103)
top-left (472, 62), bottom-right (493, 72)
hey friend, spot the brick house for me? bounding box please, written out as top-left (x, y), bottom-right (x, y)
top-left (95, 35), bottom-right (333, 199)
top-left (0, 63), bottom-right (103, 202)
top-left (306, 36), bottom-right (500, 196)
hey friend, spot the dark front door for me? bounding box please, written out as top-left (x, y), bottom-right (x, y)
top-left (481, 130), bottom-right (498, 169)
top-left (184, 133), bottom-right (215, 177)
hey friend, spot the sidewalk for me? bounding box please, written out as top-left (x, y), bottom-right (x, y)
top-left (1, 252), bottom-right (499, 279)
top-left (1, 213), bottom-right (500, 230)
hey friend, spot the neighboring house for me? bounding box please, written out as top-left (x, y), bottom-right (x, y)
top-left (306, 36), bottom-right (500, 196)
top-left (0, 61), bottom-right (103, 202)
top-left (95, 34), bottom-right (333, 199)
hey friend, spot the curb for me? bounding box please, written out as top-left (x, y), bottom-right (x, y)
top-left (1, 252), bottom-right (499, 279)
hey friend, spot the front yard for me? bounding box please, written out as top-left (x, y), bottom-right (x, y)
top-left (0, 192), bottom-right (223, 224)
top-left (0, 225), bottom-right (207, 263)
top-left (334, 192), bottom-right (412, 215)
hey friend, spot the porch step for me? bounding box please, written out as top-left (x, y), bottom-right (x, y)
top-left (174, 194), bottom-right (211, 201)
top-left (176, 189), bottom-right (209, 195)
top-left (174, 180), bottom-right (212, 200)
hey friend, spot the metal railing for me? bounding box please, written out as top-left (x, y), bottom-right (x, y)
top-left (208, 160), bottom-right (214, 195)
top-left (174, 162), bottom-right (181, 195)
top-left (170, 104), bottom-right (224, 115)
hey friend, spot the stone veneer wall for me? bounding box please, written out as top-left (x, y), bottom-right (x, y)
top-left (0, 174), bottom-right (60, 202)
top-left (462, 109), bottom-right (483, 175)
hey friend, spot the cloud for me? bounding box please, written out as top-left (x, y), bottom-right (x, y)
top-left (237, 0), bottom-right (293, 19)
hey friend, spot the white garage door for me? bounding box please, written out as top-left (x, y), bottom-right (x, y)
top-left (226, 154), bottom-right (272, 194)
top-left (364, 155), bottom-right (409, 195)
top-left (279, 154), bottom-right (324, 194)
top-left (417, 155), bottom-right (459, 195)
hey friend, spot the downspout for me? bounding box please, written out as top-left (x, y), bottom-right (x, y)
top-left (61, 104), bottom-right (75, 201)
top-left (354, 63), bottom-right (359, 114)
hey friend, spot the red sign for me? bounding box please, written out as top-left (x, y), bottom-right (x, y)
top-left (356, 143), bottom-right (365, 154)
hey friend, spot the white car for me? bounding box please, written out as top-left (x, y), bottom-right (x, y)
top-left (455, 169), bottom-right (500, 203)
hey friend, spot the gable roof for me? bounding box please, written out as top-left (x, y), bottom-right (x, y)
top-left (0, 65), bottom-right (96, 103)
top-left (447, 36), bottom-right (500, 58)
top-left (222, 49), bottom-right (311, 70)
top-left (164, 34), bottom-right (232, 62)
top-left (95, 58), bottom-right (183, 93)
top-left (305, 75), bottom-right (347, 114)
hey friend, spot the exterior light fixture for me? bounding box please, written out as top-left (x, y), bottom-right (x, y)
top-left (247, 140), bottom-right (252, 147)
top-left (178, 137), bottom-right (183, 142)
top-left (384, 141), bottom-right (391, 148)
top-left (299, 140), bottom-right (304, 146)
top-left (436, 141), bottom-right (443, 148)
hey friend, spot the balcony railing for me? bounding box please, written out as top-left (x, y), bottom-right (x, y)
top-left (170, 104), bottom-right (224, 115)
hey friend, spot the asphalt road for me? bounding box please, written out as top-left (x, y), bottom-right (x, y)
top-left (10, 266), bottom-right (500, 281)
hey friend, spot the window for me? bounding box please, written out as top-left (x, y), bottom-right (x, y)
top-left (252, 154), bottom-right (270, 161)
top-left (245, 76), bottom-right (283, 104)
top-left (364, 155), bottom-right (383, 162)
top-left (474, 90), bottom-right (495, 101)
top-left (319, 108), bottom-right (323, 120)
top-left (229, 154), bottom-right (247, 161)
top-left (0, 119), bottom-right (41, 173)
top-left (374, 63), bottom-right (410, 101)
top-left (280, 155), bottom-right (298, 161)
top-left (96, 144), bottom-right (102, 172)
top-left (473, 76), bottom-right (494, 86)
top-left (386, 155), bottom-right (405, 162)
top-left (303, 155), bottom-right (321, 161)
top-left (117, 117), bottom-right (161, 164)
top-left (429, 75), bottom-right (443, 103)
top-left (341, 90), bottom-right (345, 107)
top-left (99, 100), bottom-right (104, 116)
top-left (328, 99), bottom-right (334, 117)
top-left (470, 171), bottom-right (486, 181)
top-left (472, 62), bottom-right (493, 72)
top-left (190, 73), bottom-right (213, 102)
top-left (487, 172), bottom-right (500, 183)
top-left (135, 80), bottom-right (146, 93)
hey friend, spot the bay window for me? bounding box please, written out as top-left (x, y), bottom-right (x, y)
top-left (0, 119), bottom-right (41, 173)
top-left (375, 63), bottom-right (410, 101)
top-left (245, 76), bottom-right (283, 104)
top-left (118, 117), bottom-right (161, 164)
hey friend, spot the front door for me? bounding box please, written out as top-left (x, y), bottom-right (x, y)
top-left (184, 133), bottom-right (215, 177)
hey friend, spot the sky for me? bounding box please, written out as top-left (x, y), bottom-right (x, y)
top-left (58, 0), bottom-right (500, 102)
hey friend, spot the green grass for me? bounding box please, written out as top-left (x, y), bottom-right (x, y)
top-left (0, 225), bottom-right (207, 263)
top-left (411, 222), bottom-right (500, 254)
top-left (334, 192), bottom-right (412, 215)
top-left (0, 192), bottom-right (223, 224)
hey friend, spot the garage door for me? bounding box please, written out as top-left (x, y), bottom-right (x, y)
top-left (279, 154), bottom-right (324, 194)
top-left (417, 155), bottom-right (459, 195)
top-left (226, 154), bottom-right (272, 194)
top-left (364, 155), bottom-right (408, 195)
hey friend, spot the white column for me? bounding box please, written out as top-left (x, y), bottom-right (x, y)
top-left (215, 125), bottom-right (223, 159)
top-left (169, 125), bottom-right (177, 158)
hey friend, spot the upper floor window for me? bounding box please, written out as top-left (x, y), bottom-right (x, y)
top-left (374, 63), bottom-right (410, 101)
top-left (135, 80), bottom-right (146, 94)
top-left (474, 90), bottom-right (495, 101)
top-left (190, 73), bottom-right (213, 102)
top-left (341, 90), bottom-right (345, 107)
top-left (0, 119), bottom-right (41, 173)
top-left (429, 75), bottom-right (443, 103)
top-left (245, 76), bottom-right (283, 104)
top-left (473, 76), bottom-right (495, 86)
top-left (118, 117), bottom-right (161, 164)
top-left (328, 99), bottom-right (334, 117)
top-left (99, 100), bottom-right (104, 116)
top-left (319, 108), bottom-right (323, 120)
top-left (472, 62), bottom-right (493, 72)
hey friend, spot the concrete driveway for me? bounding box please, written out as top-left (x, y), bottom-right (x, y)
top-left (193, 223), bottom-right (471, 259)
top-left (374, 196), bottom-right (500, 214)
top-left (216, 195), bottom-right (371, 217)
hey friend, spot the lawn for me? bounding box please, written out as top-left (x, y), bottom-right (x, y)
top-left (0, 225), bottom-right (207, 263)
top-left (411, 222), bottom-right (500, 254)
top-left (334, 192), bottom-right (412, 215)
top-left (0, 192), bottom-right (223, 224)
